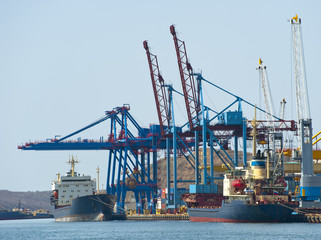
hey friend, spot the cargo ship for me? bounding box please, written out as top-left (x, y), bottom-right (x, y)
top-left (50, 156), bottom-right (116, 221)
top-left (182, 150), bottom-right (299, 223)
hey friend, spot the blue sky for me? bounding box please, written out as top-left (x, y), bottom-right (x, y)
top-left (1, 1), bottom-right (320, 191)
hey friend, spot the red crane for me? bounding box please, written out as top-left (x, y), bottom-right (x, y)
top-left (143, 40), bottom-right (170, 137)
top-left (170, 25), bottom-right (200, 130)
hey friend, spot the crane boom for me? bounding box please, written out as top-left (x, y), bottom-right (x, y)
top-left (170, 25), bottom-right (200, 130)
top-left (257, 58), bottom-right (275, 128)
top-left (143, 41), bottom-right (170, 137)
top-left (291, 15), bottom-right (311, 121)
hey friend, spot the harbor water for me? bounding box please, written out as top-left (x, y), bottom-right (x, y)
top-left (1, 219), bottom-right (321, 240)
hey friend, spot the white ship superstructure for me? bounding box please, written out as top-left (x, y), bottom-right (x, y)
top-left (50, 156), bottom-right (116, 221)
top-left (51, 156), bottom-right (96, 207)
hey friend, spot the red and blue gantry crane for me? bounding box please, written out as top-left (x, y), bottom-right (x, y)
top-left (144, 40), bottom-right (199, 209)
top-left (19, 24), bottom-right (299, 214)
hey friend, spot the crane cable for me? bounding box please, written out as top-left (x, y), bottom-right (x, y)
top-left (204, 87), bottom-right (218, 113)
top-left (173, 96), bottom-right (189, 124)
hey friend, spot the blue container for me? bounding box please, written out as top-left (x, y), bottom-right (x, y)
top-left (189, 184), bottom-right (218, 194)
top-left (224, 111), bottom-right (243, 125)
top-left (189, 184), bottom-right (199, 193)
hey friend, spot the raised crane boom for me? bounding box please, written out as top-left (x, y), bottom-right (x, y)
top-left (291, 15), bottom-right (311, 121)
top-left (143, 41), bottom-right (170, 137)
top-left (257, 58), bottom-right (275, 128)
top-left (170, 25), bottom-right (200, 130)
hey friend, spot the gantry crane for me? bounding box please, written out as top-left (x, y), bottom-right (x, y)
top-left (169, 25), bottom-right (209, 190)
top-left (19, 105), bottom-right (166, 214)
top-left (170, 25), bottom-right (245, 191)
top-left (144, 40), bottom-right (199, 210)
top-left (169, 25), bottom-right (295, 187)
top-left (143, 41), bottom-right (174, 210)
top-left (20, 20), bottom-right (306, 214)
top-left (143, 41), bottom-right (177, 209)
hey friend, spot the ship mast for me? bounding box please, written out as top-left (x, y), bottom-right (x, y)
top-left (96, 166), bottom-right (100, 194)
top-left (68, 156), bottom-right (79, 177)
top-left (252, 107), bottom-right (257, 156)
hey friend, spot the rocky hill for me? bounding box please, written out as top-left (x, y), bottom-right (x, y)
top-left (156, 149), bottom-right (252, 189)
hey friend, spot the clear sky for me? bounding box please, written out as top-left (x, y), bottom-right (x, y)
top-left (1, 1), bottom-right (320, 191)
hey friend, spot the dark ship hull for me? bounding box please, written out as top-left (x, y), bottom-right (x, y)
top-left (188, 200), bottom-right (296, 223)
top-left (51, 194), bottom-right (116, 222)
top-left (0, 210), bottom-right (53, 220)
top-left (0, 210), bottom-right (33, 220)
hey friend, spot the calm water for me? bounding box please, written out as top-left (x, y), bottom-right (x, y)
top-left (0, 219), bottom-right (321, 240)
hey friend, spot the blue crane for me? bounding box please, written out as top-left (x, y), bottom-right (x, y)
top-left (19, 105), bottom-right (166, 214)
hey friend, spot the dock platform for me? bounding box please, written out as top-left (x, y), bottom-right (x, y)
top-left (126, 214), bottom-right (189, 221)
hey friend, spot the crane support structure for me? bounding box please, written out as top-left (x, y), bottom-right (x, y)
top-left (143, 41), bottom-right (170, 137)
top-left (170, 25), bottom-right (200, 130)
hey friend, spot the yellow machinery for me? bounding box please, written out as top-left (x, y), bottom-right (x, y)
top-left (283, 131), bottom-right (321, 159)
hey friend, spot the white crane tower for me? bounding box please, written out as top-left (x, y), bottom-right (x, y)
top-left (291, 15), bottom-right (321, 207)
top-left (291, 15), bottom-right (313, 175)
